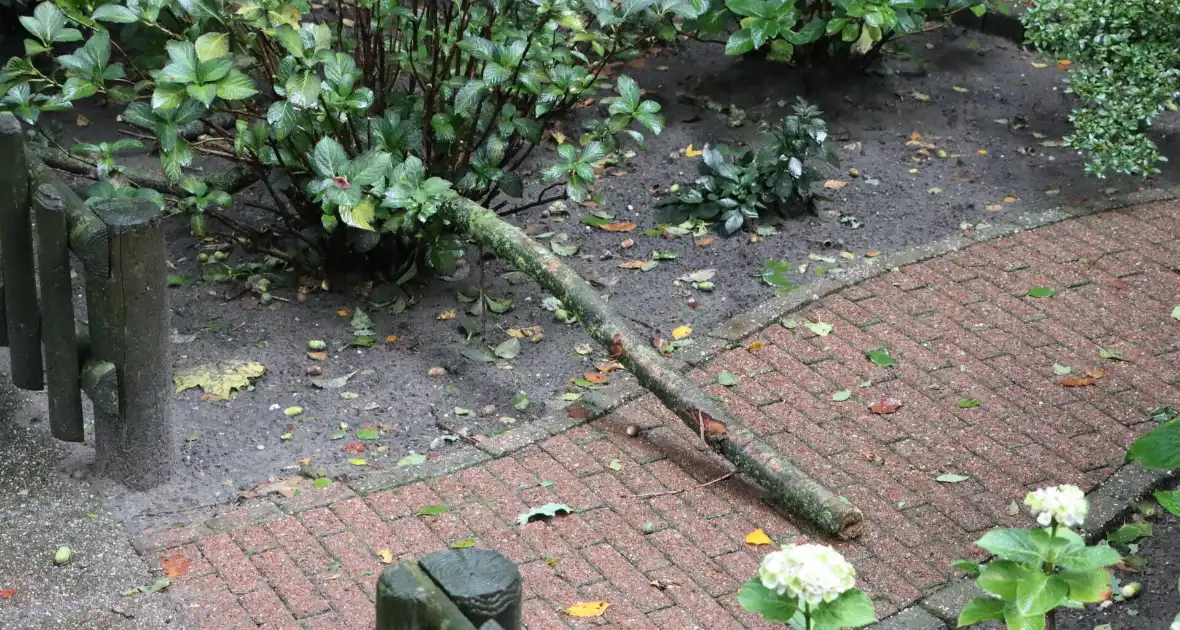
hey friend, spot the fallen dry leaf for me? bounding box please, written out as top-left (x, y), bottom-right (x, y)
top-left (671, 326), bottom-right (692, 340)
top-left (609, 333), bottom-right (624, 359)
top-left (685, 144), bottom-right (703, 157)
top-left (824, 179), bottom-right (849, 190)
top-left (307, 351), bottom-right (327, 361)
top-left (0, 589), bottom-right (15, 600)
top-left (161, 554), bottom-right (191, 578)
top-left (868, 398), bottom-right (903, 414)
top-left (336, 308), bottom-right (351, 317)
top-left (865, 251), bottom-right (880, 258)
top-left (618, 260), bottom-right (649, 270)
top-left (1060, 376), bottom-right (1096, 387)
top-left (377, 549), bottom-right (393, 564)
top-left (583, 371), bottom-right (608, 384)
top-left (1003, 196), bottom-right (1018, 203)
top-left (1031, 62), bottom-right (1049, 68)
top-left (595, 360), bottom-right (624, 373)
top-left (437, 310), bottom-right (456, 320)
top-left (744, 528), bottom-right (773, 546)
top-left (566, 601), bottom-right (610, 617)
top-left (601, 222), bottom-right (637, 232)
top-left (384, 335), bottom-right (399, 343)
top-left (1109, 278), bottom-right (1128, 290)
top-left (985, 204), bottom-right (1004, 212)
top-left (695, 237), bottom-right (713, 247)
top-left (746, 341), bottom-right (765, 351)
top-left (343, 442), bottom-right (366, 453)
top-left (1085, 367), bottom-right (1105, 379)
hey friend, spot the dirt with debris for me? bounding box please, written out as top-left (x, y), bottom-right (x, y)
top-left (8, 25), bottom-right (1179, 533)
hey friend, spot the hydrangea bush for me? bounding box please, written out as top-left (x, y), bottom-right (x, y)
top-left (1023, 0), bottom-right (1180, 177)
top-left (738, 542), bottom-right (875, 629)
top-left (956, 485), bottom-right (1120, 630)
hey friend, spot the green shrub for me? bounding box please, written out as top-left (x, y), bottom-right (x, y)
top-left (1023, 0), bottom-right (1180, 177)
top-left (689, 0), bottom-right (995, 63)
top-left (656, 98), bottom-right (835, 234)
top-left (0, 0), bottom-right (679, 272)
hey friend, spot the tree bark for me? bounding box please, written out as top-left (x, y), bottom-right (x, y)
top-left (33, 183), bottom-right (85, 442)
top-left (442, 197), bottom-right (865, 539)
top-left (27, 160), bottom-right (111, 276)
top-left (0, 113), bottom-right (44, 391)
top-left (375, 562), bottom-right (481, 630)
top-left (84, 199), bottom-right (173, 489)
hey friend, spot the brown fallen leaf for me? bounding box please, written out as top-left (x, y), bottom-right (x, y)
top-left (583, 371), bottom-right (608, 384)
top-left (868, 398), bottom-right (903, 414)
top-left (609, 333), bottom-right (624, 359)
top-left (384, 335), bottom-right (399, 343)
top-left (1059, 376), bottom-right (1096, 387)
top-left (824, 179), bottom-right (849, 190)
top-left (567, 406), bottom-right (591, 420)
top-left (307, 351), bottom-right (327, 361)
top-left (437, 310), bottom-right (456, 320)
top-left (595, 360), bottom-right (625, 373)
top-left (746, 341), bottom-right (765, 351)
top-left (618, 260), bottom-right (649, 269)
top-left (695, 237), bottom-right (714, 247)
top-left (161, 554), bottom-right (191, 578)
top-left (601, 222), bottom-right (637, 232)
top-left (336, 308), bottom-right (351, 317)
top-left (950, 171), bottom-right (974, 182)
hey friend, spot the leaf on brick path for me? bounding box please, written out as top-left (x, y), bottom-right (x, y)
top-left (782, 318), bottom-right (798, 329)
top-left (313, 478), bottom-right (332, 489)
top-left (347, 457), bottom-right (367, 466)
top-left (1008, 501), bottom-right (1020, 516)
top-left (1172, 305), bottom-right (1180, 321)
top-left (306, 350), bottom-right (327, 361)
top-left (832, 390), bottom-right (852, 402)
top-left (1099, 348), bottom-right (1125, 362)
top-left (804, 321), bottom-right (832, 337)
top-left (174, 360), bottom-right (266, 400)
top-left (311, 370), bottom-right (358, 389)
top-left (377, 549), bottom-right (393, 564)
top-left (356, 427), bottom-right (379, 441)
top-left (583, 371), bottom-right (608, 384)
top-left (744, 528), bottom-right (773, 546)
top-left (1060, 376), bottom-right (1096, 387)
top-left (161, 554), bottom-right (191, 579)
top-left (685, 144), bottom-right (703, 157)
top-left (0, 589), bottom-right (15, 600)
top-left (824, 179), bottom-right (849, 190)
top-left (239, 476), bottom-right (311, 499)
top-left (718, 371), bottom-right (739, 387)
top-left (1052, 363), bottom-right (1072, 376)
top-left (866, 348), bottom-right (898, 368)
top-left (672, 326), bottom-right (692, 340)
top-left (601, 222), bottom-right (637, 232)
top-left (418, 505), bottom-right (449, 516)
top-left (608, 458), bottom-right (624, 471)
top-left (565, 601), bottom-right (610, 617)
top-left (618, 259), bottom-right (649, 270)
top-left (398, 453), bottom-right (427, 467)
top-left (936, 473), bottom-right (970, 483)
top-left (516, 502), bottom-right (574, 526)
top-left (567, 405), bottom-right (591, 420)
top-left (868, 398), bottom-right (902, 414)
top-left (958, 398), bottom-right (981, 409)
top-left (680, 269), bottom-right (717, 283)
top-left (437, 310), bottom-right (456, 320)
top-left (450, 539), bottom-right (477, 549)
top-left (746, 341), bottom-right (765, 351)
top-left (1027, 287), bottom-right (1057, 298)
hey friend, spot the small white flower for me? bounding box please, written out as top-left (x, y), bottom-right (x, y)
top-left (758, 543), bottom-right (856, 606)
top-left (788, 157), bottom-right (803, 178)
top-left (1024, 484), bottom-right (1088, 527)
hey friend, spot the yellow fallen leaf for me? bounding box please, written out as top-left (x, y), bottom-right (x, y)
top-left (377, 549), bottom-right (393, 564)
top-left (866, 251), bottom-right (880, 257)
top-left (336, 308), bottom-right (351, 317)
top-left (384, 335), bottom-right (399, 343)
top-left (977, 149), bottom-right (989, 156)
top-left (671, 326), bottom-right (692, 340)
top-left (1003, 196), bottom-right (1017, 203)
top-left (437, 310), bottom-right (456, 320)
top-left (1031, 62), bottom-right (1048, 68)
top-left (824, 179), bottom-right (849, 190)
top-left (685, 144), bottom-right (703, 157)
top-left (565, 601), bottom-right (610, 617)
top-left (551, 130), bottom-right (567, 144)
top-left (745, 528), bottom-right (773, 545)
top-left (347, 458), bottom-right (367, 466)
top-left (280, 432), bottom-right (293, 440)
top-left (746, 341), bottom-right (765, 351)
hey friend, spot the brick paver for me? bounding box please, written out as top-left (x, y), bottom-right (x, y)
top-left (139, 202), bottom-right (1180, 629)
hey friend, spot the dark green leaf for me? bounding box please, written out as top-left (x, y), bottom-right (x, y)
top-left (865, 348), bottom-right (897, 368)
top-left (735, 577), bottom-right (797, 622)
top-left (1027, 287), bottom-right (1057, 298)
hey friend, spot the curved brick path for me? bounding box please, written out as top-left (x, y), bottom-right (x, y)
top-left (137, 201), bottom-right (1180, 629)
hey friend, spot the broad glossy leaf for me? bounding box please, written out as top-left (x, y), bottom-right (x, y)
top-left (736, 577), bottom-right (797, 622)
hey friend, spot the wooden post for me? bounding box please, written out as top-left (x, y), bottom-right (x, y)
top-left (375, 563), bottom-right (481, 630)
top-left (33, 183), bottom-right (85, 442)
top-left (0, 112), bottom-right (43, 390)
top-left (0, 264), bottom-right (7, 347)
top-left (419, 550), bottom-right (523, 630)
top-left (84, 199), bottom-right (173, 489)
top-left (27, 160), bottom-right (110, 277)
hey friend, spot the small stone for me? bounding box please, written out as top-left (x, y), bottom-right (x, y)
top-left (256, 444), bottom-right (265, 450)
top-left (640, 521), bottom-right (657, 534)
top-left (625, 424), bottom-right (640, 437)
top-left (54, 547), bottom-right (72, 565)
top-left (306, 365), bottom-right (323, 377)
top-left (428, 367), bottom-right (447, 377)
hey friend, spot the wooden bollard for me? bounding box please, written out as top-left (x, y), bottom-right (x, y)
top-left (84, 199), bottom-right (172, 489)
top-left (375, 563), bottom-right (480, 630)
top-left (0, 112), bottom-right (43, 390)
top-left (420, 549), bottom-right (523, 630)
top-left (33, 184), bottom-right (84, 442)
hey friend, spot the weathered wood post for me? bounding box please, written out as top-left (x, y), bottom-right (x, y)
top-left (84, 199), bottom-right (173, 489)
top-left (0, 264), bottom-right (8, 347)
top-left (33, 184), bottom-right (85, 442)
top-left (0, 113), bottom-right (44, 390)
top-left (376, 549), bottom-right (523, 630)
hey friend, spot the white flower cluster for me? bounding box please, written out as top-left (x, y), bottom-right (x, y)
top-left (1170, 614), bottom-right (1180, 630)
top-left (758, 543), bottom-right (857, 606)
top-left (1024, 484), bottom-right (1088, 527)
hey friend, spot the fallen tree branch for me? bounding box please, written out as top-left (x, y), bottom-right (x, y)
top-left (442, 197), bottom-right (865, 539)
top-left (26, 144), bottom-right (257, 197)
top-left (627, 472), bottom-right (734, 500)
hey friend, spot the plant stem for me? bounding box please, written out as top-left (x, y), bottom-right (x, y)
top-left (804, 602), bottom-right (811, 630)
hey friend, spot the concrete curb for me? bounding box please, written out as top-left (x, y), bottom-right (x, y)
top-left (869, 463), bottom-right (1178, 629)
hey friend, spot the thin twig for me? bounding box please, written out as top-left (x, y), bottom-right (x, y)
top-left (496, 182), bottom-right (564, 217)
top-left (430, 406), bottom-right (480, 445)
top-left (628, 472), bottom-right (734, 500)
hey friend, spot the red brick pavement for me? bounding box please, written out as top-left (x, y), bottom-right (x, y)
top-left (139, 203), bottom-right (1180, 629)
